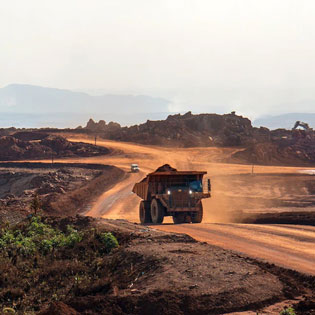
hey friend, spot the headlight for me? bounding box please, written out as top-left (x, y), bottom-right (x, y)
top-left (189, 190), bottom-right (193, 194)
top-left (167, 190), bottom-right (171, 195)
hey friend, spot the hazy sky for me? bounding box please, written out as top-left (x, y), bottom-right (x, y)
top-left (2, 0), bottom-right (315, 118)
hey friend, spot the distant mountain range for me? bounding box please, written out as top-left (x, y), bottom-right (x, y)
top-left (0, 84), bottom-right (170, 113)
top-left (0, 84), bottom-right (171, 127)
top-left (253, 113), bottom-right (315, 129)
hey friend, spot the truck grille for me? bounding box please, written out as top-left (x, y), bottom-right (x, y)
top-left (170, 191), bottom-right (195, 209)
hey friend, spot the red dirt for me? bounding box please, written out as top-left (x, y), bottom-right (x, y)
top-left (1, 134), bottom-right (315, 314)
top-left (2, 216), bottom-right (313, 314)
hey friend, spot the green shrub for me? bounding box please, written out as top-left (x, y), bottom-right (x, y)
top-left (40, 239), bottom-right (54, 255)
top-left (1, 230), bottom-right (15, 245)
top-left (0, 238), bottom-right (5, 249)
top-left (64, 225), bottom-right (83, 248)
top-left (18, 237), bottom-right (36, 256)
top-left (99, 232), bottom-right (119, 253)
top-left (280, 307), bottom-right (295, 315)
top-left (30, 194), bottom-right (41, 214)
top-left (0, 216), bottom-right (83, 256)
top-left (27, 216), bottom-right (55, 237)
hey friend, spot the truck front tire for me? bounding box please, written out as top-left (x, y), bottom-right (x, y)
top-left (139, 201), bottom-right (152, 224)
top-left (191, 202), bottom-right (203, 223)
top-left (150, 199), bottom-right (164, 224)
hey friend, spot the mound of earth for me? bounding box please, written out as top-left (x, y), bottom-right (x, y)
top-left (231, 137), bottom-right (315, 166)
top-left (84, 112), bottom-right (254, 147)
top-left (83, 118), bottom-right (121, 132)
top-left (12, 131), bottom-right (50, 141)
top-left (1, 216), bottom-right (314, 314)
top-left (154, 164), bottom-right (177, 172)
top-left (241, 210), bottom-right (315, 225)
top-left (0, 135), bottom-right (110, 160)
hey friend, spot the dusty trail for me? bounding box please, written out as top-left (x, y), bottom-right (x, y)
top-left (58, 135), bottom-right (315, 275)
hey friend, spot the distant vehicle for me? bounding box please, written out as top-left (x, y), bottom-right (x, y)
top-left (131, 164), bottom-right (140, 173)
top-left (132, 164), bottom-right (211, 225)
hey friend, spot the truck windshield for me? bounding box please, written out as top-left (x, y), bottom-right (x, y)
top-left (189, 180), bottom-right (202, 192)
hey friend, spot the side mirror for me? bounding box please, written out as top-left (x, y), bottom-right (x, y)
top-left (207, 179), bottom-right (211, 192)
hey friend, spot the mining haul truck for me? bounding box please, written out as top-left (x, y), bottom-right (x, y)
top-left (132, 164), bottom-right (211, 224)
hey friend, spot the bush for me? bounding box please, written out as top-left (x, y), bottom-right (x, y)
top-left (0, 216), bottom-right (83, 256)
top-left (30, 194), bottom-right (41, 214)
top-left (99, 232), bottom-right (119, 253)
top-left (64, 225), bottom-right (83, 248)
top-left (18, 237), bottom-right (36, 256)
top-left (280, 307), bottom-right (296, 315)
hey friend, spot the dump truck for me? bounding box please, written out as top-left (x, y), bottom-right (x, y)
top-left (132, 164), bottom-right (211, 224)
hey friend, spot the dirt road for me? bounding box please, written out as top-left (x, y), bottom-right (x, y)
top-left (61, 135), bottom-right (315, 275)
top-left (157, 223), bottom-right (315, 275)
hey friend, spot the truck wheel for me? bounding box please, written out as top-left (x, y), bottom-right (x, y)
top-left (173, 213), bottom-right (186, 224)
top-left (150, 199), bottom-right (164, 224)
top-left (139, 201), bottom-right (151, 224)
top-left (185, 215), bottom-right (192, 223)
top-left (191, 202), bottom-right (203, 223)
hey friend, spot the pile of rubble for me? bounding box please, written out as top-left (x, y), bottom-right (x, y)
top-left (0, 134), bottom-right (110, 160)
top-left (84, 112), bottom-right (254, 147)
top-left (232, 129), bottom-right (315, 166)
top-left (78, 118), bottom-right (121, 132)
top-left (0, 168), bottom-right (95, 221)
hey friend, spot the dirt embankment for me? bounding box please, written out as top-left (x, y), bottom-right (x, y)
top-left (0, 133), bottom-right (110, 161)
top-left (1, 216), bottom-right (314, 315)
top-left (0, 163), bottom-right (125, 224)
top-left (231, 139), bottom-right (315, 166)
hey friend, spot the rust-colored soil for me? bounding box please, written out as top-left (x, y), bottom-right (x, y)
top-left (2, 134), bottom-right (315, 314)
top-left (2, 216), bottom-right (314, 315)
top-left (56, 136), bottom-right (315, 278)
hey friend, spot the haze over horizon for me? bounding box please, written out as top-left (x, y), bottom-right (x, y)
top-left (2, 0), bottom-right (315, 123)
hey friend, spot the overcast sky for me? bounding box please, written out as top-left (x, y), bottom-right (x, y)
top-left (1, 0), bottom-right (315, 118)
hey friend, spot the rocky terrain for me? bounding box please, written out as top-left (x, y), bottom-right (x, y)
top-left (1, 112), bottom-right (314, 166)
top-left (0, 127), bottom-right (17, 137)
top-left (1, 215), bottom-right (315, 315)
top-left (81, 113), bottom-right (315, 166)
top-left (231, 135), bottom-right (315, 166)
top-left (0, 126), bottom-right (314, 314)
top-left (0, 133), bottom-right (110, 161)
top-left (83, 112), bottom-right (254, 147)
top-left (0, 163), bottom-right (124, 224)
